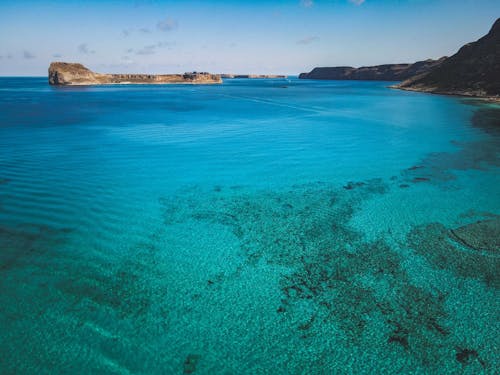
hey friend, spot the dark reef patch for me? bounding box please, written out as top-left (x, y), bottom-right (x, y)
top-left (470, 107), bottom-right (500, 136)
top-left (0, 221), bottom-right (171, 340)
top-left (279, 239), bottom-right (451, 365)
top-left (160, 179), bottom-right (387, 267)
top-left (407, 165), bottom-right (424, 171)
top-left (408, 218), bottom-right (500, 288)
top-left (399, 134), bottom-right (500, 184)
top-left (455, 347), bottom-right (485, 368)
top-left (55, 238), bottom-right (171, 332)
top-left (449, 218), bottom-right (500, 253)
top-left (343, 181), bottom-right (365, 190)
top-left (399, 106), bottom-right (500, 186)
top-left (459, 209), bottom-right (498, 219)
top-left (157, 180), bottom-right (491, 369)
top-left (0, 223), bottom-right (71, 273)
top-left (183, 354), bottom-right (201, 374)
top-left (412, 177), bottom-right (430, 183)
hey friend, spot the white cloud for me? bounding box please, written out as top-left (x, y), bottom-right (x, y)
top-left (136, 45), bottom-right (156, 55)
top-left (349, 0), bottom-right (365, 5)
top-left (134, 0), bottom-right (155, 7)
top-left (78, 43), bottom-right (95, 54)
top-left (297, 36), bottom-right (320, 45)
top-left (157, 17), bottom-right (178, 31)
top-left (123, 27), bottom-right (151, 37)
top-left (134, 41), bottom-right (175, 55)
top-left (156, 41), bottom-right (175, 48)
top-left (300, 0), bottom-right (314, 8)
top-left (121, 56), bottom-right (134, 64)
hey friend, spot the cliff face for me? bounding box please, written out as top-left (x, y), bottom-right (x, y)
top-left (299, 59), bottom-right (445, 81)
top-left (49, 62), bottom-right (101, 85)
top-left (395, 18), bottom-right (500, 97)
top-left (48, 62), bottom-right (222, 85)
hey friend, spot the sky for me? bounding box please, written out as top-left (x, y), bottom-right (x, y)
top-left (0, 0), bottom-right (499, 75)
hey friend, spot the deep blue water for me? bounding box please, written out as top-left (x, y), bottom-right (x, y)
top-left (0, 77), bottom-right (499, 374)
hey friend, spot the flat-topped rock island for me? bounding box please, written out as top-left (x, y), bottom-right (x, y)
top-left (48, 62), bottom-right (222, 85)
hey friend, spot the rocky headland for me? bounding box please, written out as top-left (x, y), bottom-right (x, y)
top-left (48, 62), bottom-right (222, 85)
top-left (394, 18), bottom-right (500, 99)
top-left (298, 58), bottom-right (445, 81)
top-left (300, 18), bottom-right (500, 100)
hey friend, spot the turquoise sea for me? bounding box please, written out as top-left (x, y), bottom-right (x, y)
top-left (0, 77), bottom-right (498, 374)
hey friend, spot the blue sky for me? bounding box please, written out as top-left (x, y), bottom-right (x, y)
top-left (0, 0), bottom-right (498, 75)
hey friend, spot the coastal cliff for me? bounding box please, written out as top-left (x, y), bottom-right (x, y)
top-left (394, 18), bottom-right (500, 98)
top-left (48, 62), bottom-right (222, 85)
top-left (298, 59), bottom-right (445, 81)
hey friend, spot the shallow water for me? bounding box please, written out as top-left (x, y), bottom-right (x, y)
top-left (0, 77), bottom-right (499, 374)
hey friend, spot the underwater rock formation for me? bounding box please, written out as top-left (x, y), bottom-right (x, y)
top-left (449, 219), bottom-right (500, 253)
top-left (408, 219), bottom-right (500, 288)
top-left (183, 354), bottom-right (201, 374)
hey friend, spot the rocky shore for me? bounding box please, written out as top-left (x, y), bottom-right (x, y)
top-left (48, 62), bottom-right (222, 85)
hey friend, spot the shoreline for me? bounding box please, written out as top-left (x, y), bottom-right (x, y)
top-left (390, 85), bottom-right (500, 104)
top-left (52, 80), bottom-right (223, 86)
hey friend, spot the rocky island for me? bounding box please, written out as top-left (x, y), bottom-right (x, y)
top-left (48, 62), bottom-right (222, 85)
top-left (394, 18), bottom-right (500, 99)
top-left (299, 58), bottom-right (445, 81)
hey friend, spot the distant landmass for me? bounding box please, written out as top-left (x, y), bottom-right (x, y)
top-left (48, 62), bottom-right (222, 85)
top-left (395, 18), bottom-right (500, 98)
top-left (221, 74), bottom-right (287, 79)
top-left (298, 58), bottom-right (445, 81)
top-left (300, 18), bottom-right (499, 100)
